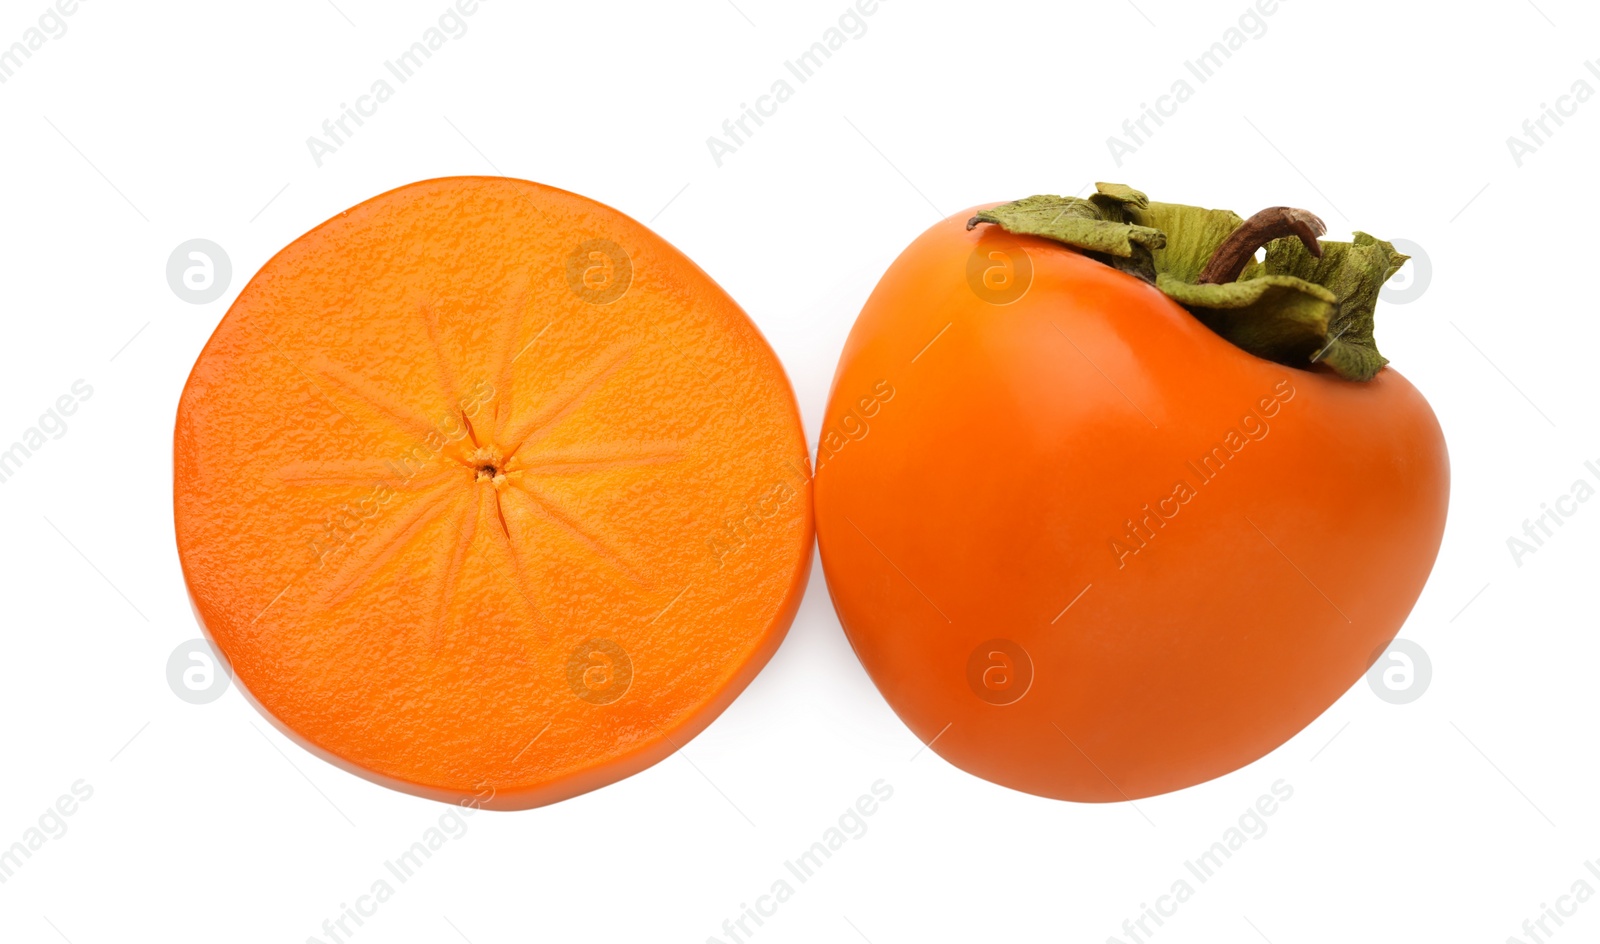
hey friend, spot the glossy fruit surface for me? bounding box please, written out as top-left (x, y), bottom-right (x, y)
top-left (815, 207), bottom-right (1448, 801)
top-left (174, 177), bottom-right (811, 809)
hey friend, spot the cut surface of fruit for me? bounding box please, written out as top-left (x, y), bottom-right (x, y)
top-left (174, 177), bottom-right (811, 810)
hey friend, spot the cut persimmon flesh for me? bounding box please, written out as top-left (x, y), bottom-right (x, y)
top-left (174, 177), bottom-right (812, 810)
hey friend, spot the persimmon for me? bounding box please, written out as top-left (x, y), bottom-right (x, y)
top-left (815, 184), bottom-right (1448, 801)
top-left (174, 177), bottom-right (811, 810)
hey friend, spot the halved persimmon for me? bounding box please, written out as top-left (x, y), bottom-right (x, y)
top-left (174, 177), bottom-right (811, 810)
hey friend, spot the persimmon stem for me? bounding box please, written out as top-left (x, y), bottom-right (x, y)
top-left (1196, 207), bottom-right (1327, 285)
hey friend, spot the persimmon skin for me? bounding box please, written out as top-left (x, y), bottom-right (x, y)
top-left (815, 207), bottom-right (1449, 801)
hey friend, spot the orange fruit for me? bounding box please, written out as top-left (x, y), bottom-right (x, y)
top-left (814, 206), bottom-right (1447, 801)
top-left (174, 177), bottom-right (812, 810)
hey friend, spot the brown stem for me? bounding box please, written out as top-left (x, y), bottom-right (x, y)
top-left (1196, 207), bottom-right (1327, 285)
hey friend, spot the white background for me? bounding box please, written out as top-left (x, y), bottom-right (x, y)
top-left (1, 1), bottom-right (1596, 941)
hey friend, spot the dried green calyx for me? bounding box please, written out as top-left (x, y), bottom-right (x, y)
top-left (967, 183), bottom-right (1410, 381)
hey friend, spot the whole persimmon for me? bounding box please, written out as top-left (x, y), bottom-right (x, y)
top-left (814, 184), bottom-right (1448, 801)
